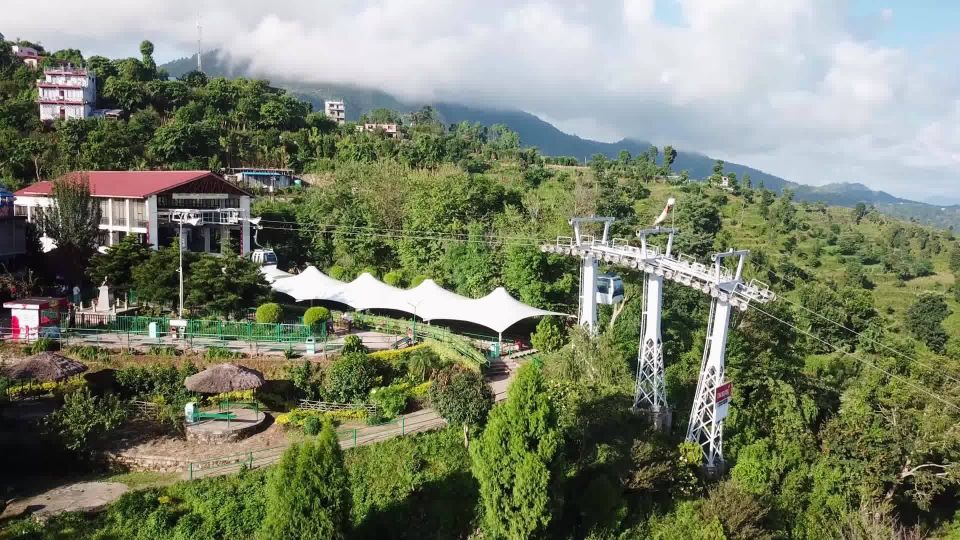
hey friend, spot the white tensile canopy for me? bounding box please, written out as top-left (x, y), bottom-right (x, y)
top-left (263, 265), bottom-right (568, 335)
top-left (261, 265), bottom-right (292, 284)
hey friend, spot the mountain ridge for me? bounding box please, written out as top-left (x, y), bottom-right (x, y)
top-left (162, 52), bottom-right (960, 229)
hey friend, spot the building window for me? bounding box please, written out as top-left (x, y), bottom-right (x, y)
top-left (99, 199), bottom-right (110, 224)
top-left (131, 200), bottom-right (147, 228)
top-left (112, 199), bottom-right (126, 226)
top-left (13, 205), bottom-right (27, 217)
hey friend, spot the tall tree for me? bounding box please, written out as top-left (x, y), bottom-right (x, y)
top-left (429, 365), bottom-right (494, 447)
top-left (184, 249), bottom-right (269, 318)
top-left (87, 234), bottom-right (152, 292)
top-left (471, 364), bottom-right (564, 539)
top-left (261, 420), bottom-right (351, 540)
top-left (37, 173), bottom-right (101, 282)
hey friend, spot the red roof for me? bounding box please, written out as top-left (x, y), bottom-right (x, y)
top-left (14, 171), bottom-right (247, 199)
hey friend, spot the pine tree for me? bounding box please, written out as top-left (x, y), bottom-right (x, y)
top-left (261, 420), bottom-right (351, 539)
top-left (471, 364), bottom-right (564, 539)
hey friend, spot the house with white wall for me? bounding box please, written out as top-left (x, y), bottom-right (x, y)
top-left (37, 66), bottom-right (96, 121)
top-left (14, 171), bottom-right (253, 255)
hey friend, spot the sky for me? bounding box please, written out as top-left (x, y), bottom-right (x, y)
top-left (3, 0), bottom-right (960, 203)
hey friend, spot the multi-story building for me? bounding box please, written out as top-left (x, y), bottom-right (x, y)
top-left (358, 123), bottom-right (400, 138)
top-left (324, 100), bottom-right (345, 124)
top-left (14, 171), bottom-right (254, 255)
top-left (223, 167), bottom-right (297, 192)
top-left (12, 45), bottom-right (40, 69)
top-left (37, 66), bottom-right (96, 122)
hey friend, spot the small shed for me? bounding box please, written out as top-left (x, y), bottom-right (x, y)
top-left (3, 297), bottom-right (67, 342)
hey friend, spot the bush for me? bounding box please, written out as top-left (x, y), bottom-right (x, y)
top-left (276, 408), bottom-right (368, 430)
top-left (369, 383), bottom-right (411, 419)
top-left (255, 302), bottom-right (283, 324)
top-left (45, 386), bottom-right (127, 451)
top-left (329, 265), bottom-right (348, 281)
top-left (409, 275), bottom-right (429, 288)
top-left (383, 270), bottom-right (404, 287)
top-left (531, 316), bottom-right (567, 353)
top-left (429, 366), bottom-right (492, 445)
top-left (327, 353), bottom-right (379, 403)
top-left (25, 337), bottom-right (59, 355)
top-left (206, 346), bottom-right (242, 359)
top-left (341, 334), bottom-right (368, 355)
top-left (5, 377), bottom-right (85, 400)
top-left (304, 306), bottom-right (331, 330)
top-left (67, 345), bottom-right (108, 362)
top-left (147, 344), bottom-right (178, 357)
top-left (303, 414), bottom-right (322, 435)
top-left (359, 266), bottom-right (379, 278)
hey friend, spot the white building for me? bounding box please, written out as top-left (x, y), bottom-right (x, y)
top-left (14, 171), bottom-right (254, 255)
top-left (12, 45), bottom-right (40, 69)
top-left (324, 100), bottom-right (345, 124)
top-left (358, 123), bottom-right (400, 138)
top-left (37, 66), bottom-right (96, 122)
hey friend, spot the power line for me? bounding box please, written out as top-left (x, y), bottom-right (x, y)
top-left (756, 260), bottom-right (960, 388)
top-left (256, 224), bottom-right (547, 247)
top-left (734, 294), bottom-right (960, 414)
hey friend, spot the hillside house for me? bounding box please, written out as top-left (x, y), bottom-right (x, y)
top-left (37, 66), bottom-right (97, 121)
top-left (224, 167), bottom-right (297, 192)
top-left (14, 171), bottom-right (254, 255)
top-left (358, 123), bottom-right (400, 138)
top-left (324, 100), bottom-right (345, 124)
top-left (12, 45), bottom-right (40, 68)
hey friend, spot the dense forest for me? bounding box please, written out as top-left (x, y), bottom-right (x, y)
top-left (3, 38), bottom-right (960, 539)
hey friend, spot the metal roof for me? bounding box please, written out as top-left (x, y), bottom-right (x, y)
top-left (14, 171), bottom-right (251, 199)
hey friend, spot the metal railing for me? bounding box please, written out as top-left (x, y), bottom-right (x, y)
top-left (352, 312), bottom-right (491, 366)
top-left (185, 410), bottom-right (446, 480)
top-left (297, 399), bottom-right (379, 414)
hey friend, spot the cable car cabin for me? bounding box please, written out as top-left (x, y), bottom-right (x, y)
top-left (250, 249), bottom-right (278, 267)
top-left (596, 273), bottom-right (625, 304)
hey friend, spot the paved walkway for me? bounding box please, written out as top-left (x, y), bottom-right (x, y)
top-left (0, 482), bottom-right (128, 521)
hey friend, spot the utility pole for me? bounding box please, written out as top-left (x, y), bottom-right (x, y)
top-left (197, 14), bottom-right (203, 73)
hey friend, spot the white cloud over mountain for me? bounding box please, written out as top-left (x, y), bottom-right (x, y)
top-left (3, 0), bottom-right (959, 201)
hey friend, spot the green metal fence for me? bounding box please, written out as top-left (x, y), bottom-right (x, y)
top-left (56, 313), bottom-right (316, 343)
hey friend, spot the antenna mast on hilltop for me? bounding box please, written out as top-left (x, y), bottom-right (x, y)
top-left (196, 14), bottom-right (203, 73)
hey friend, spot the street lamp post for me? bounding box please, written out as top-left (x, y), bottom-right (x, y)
top-left (407, 301), bottom-right (421, 343)
top-left (178, 216), bottom-right (201, 318)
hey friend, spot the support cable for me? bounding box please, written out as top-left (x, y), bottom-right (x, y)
top-left (735, 294), bottom-right (960, 414)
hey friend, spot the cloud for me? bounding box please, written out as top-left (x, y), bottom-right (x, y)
top-left (3, 0), bottom-right (959, 201)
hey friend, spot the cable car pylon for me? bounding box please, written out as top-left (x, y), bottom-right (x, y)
top-left (632, 226), bottom-right (676, 431)
top-left (541, 202), bottom-right (775, 474)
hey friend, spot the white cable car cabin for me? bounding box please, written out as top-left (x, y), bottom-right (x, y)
top-left (250, 249), bottom-right (278, 267)
top-left (596, 273), bottom-right (625, 304)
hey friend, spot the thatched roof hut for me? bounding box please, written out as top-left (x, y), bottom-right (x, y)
top-left (184, 363), bottom-right (265, 393)
top-left (2, 352), bottom-right (88, 381)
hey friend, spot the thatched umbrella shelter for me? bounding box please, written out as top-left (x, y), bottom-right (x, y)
top-left (184, 363), bottom-right (265, 394)
top-left (2, 352), bottom-right (88, 381)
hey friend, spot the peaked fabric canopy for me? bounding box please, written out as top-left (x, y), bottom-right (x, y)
top-left (261, 265), bottom-right (292, 284)
top-left (264, 266), bottom-right (568, 333)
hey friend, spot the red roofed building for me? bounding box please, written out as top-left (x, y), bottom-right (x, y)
top-left (14, 171), bottom-right (254, 255)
